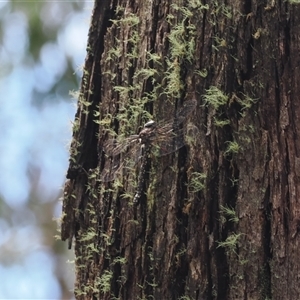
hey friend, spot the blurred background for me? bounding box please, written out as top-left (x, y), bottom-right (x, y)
top-left (0, 1), bottom-right (93, 299)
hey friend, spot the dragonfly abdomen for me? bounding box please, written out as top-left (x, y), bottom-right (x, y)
top-left (133, 143), bottom-right (152, 203)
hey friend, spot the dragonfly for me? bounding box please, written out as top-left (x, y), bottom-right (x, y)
top-left (101, 99), bottom-right (197, 203)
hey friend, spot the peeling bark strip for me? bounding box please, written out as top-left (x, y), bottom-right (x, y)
top-left (61, 1), bottom-right (300, 299)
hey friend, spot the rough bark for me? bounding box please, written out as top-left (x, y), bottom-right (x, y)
top-left (61, 0), bottom-right (300, 299)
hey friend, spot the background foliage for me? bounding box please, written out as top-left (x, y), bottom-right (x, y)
top-left (0, 1), bottom-right (92, 298)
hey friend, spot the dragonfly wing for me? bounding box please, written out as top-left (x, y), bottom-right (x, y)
top-left (151, 128), bottom-right (185, 156)
top-left (101, 139), bottom-right (141, 182)
top-left (153, 99), bottom-right (197, 156)
top-left (151, 123), bottom-right (199, 157)
top-left (156, 99), bottom-right (197, 129)
top-left (174, 99), bottom-right (197, 125)
top-left (103, 135), bottom-right (139, 156)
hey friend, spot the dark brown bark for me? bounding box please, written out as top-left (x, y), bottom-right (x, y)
top-left (61, 0), bottom-right (300, 299)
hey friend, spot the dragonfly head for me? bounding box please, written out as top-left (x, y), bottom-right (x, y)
top-left (144, 120), bottom-right (156, 128)
top-left (139, 120), bottom-right (156, 144)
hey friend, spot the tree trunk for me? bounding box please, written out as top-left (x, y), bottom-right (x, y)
top-left (61, 0), bottom-right (300, 299)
